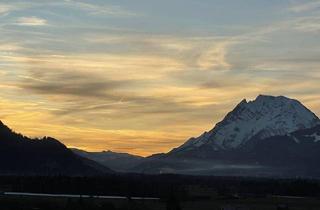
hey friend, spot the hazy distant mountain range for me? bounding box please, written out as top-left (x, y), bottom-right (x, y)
top-left (2, 95), bottom-right (320, 177)
top-left (71, 148), bottom-right (144, 172)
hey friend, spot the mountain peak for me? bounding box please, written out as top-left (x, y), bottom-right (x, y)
top-left (238, 95), bottom-right (292, 110)
top-left (0, 120), bottom-right (7, 128)
top-left (0, 120), bottom-right (15, 136)
top-left (255, 94), bottom-right (283, 100)
top-left (256, 94), bottom-right (274, 100)
top-left (255, 94), bottom-right (298, 102)
top-left (238, 98), bottom-right (248, 106)
top-left (175, 95), bottom-right (320, 152)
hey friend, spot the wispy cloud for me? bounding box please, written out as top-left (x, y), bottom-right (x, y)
top-left (0, 43), bottom-right (23, 52)
top-left (19, 68), bottom-right (137, 99)
top-left (197, 41), bottom-right (232, 71)
top-left (0, 3), bottom-right (12, 15)
top-left (85, 34), bottom-right (233, 71)
top-left (65, 0), bottom-right (140, 17)
top-left (289, 0), bottom-right (320, 12)
top-left (0, 1), bottom-right (139, 20)
top-left (293, 16), bottom-right (320, 32)
top-left (16, 16), bottom-right (47, 26)
top-left (0, 2), bottom-right (35, 16)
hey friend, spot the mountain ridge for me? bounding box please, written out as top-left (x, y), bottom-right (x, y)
top-left (0, 120), bottom-right (113, 176)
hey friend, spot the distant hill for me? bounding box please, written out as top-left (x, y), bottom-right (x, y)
top-left (72, 148), bottom-right (144, 172)
top-left (0, 121), bottom-right (112, 176)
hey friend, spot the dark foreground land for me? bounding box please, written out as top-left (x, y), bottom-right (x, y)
top-left (0, 174), bottom-right (320, 210)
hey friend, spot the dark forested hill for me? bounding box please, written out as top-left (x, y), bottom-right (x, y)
top-left (0, 121), bottom-right (112, 176)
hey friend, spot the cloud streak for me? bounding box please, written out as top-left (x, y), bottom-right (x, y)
top-left (197, 42), bottom-right (232, 71)
top-left (16, 16), bottom-right (47, 26)
top-left (66, 0), bottom-right (140, 17)
top-left (289, 0), bottom-right (320, 13)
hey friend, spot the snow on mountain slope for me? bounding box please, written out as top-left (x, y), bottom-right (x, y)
top-left (311, 133), bottom-right (320, 142)
top-left (291, 124), bottom-right (320, 142)
top-left (175, 95), bottom-right (320, 152)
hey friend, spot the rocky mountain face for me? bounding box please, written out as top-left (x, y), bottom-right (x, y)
top-left (0, 121), bottom-right (112, 176)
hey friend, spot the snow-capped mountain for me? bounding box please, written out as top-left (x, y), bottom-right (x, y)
top-left (172, 95), bottom-right (320, 153)
top-left (129, 95), bottom-right (320, 176)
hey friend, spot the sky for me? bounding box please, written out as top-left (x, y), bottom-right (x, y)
top-left (0, 0), bottom-right (320, 156)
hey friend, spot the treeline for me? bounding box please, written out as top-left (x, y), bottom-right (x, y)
top-left (0, 174), bottom-right (319, 198)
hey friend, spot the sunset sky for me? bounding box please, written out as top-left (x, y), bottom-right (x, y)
top-left (0, 0), bottom-right (320, 156)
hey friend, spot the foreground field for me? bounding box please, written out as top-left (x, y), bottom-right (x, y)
top-left (0, 175), bottom-right (320, 210)
top-left (1, 193), bottom-right (320, 210)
